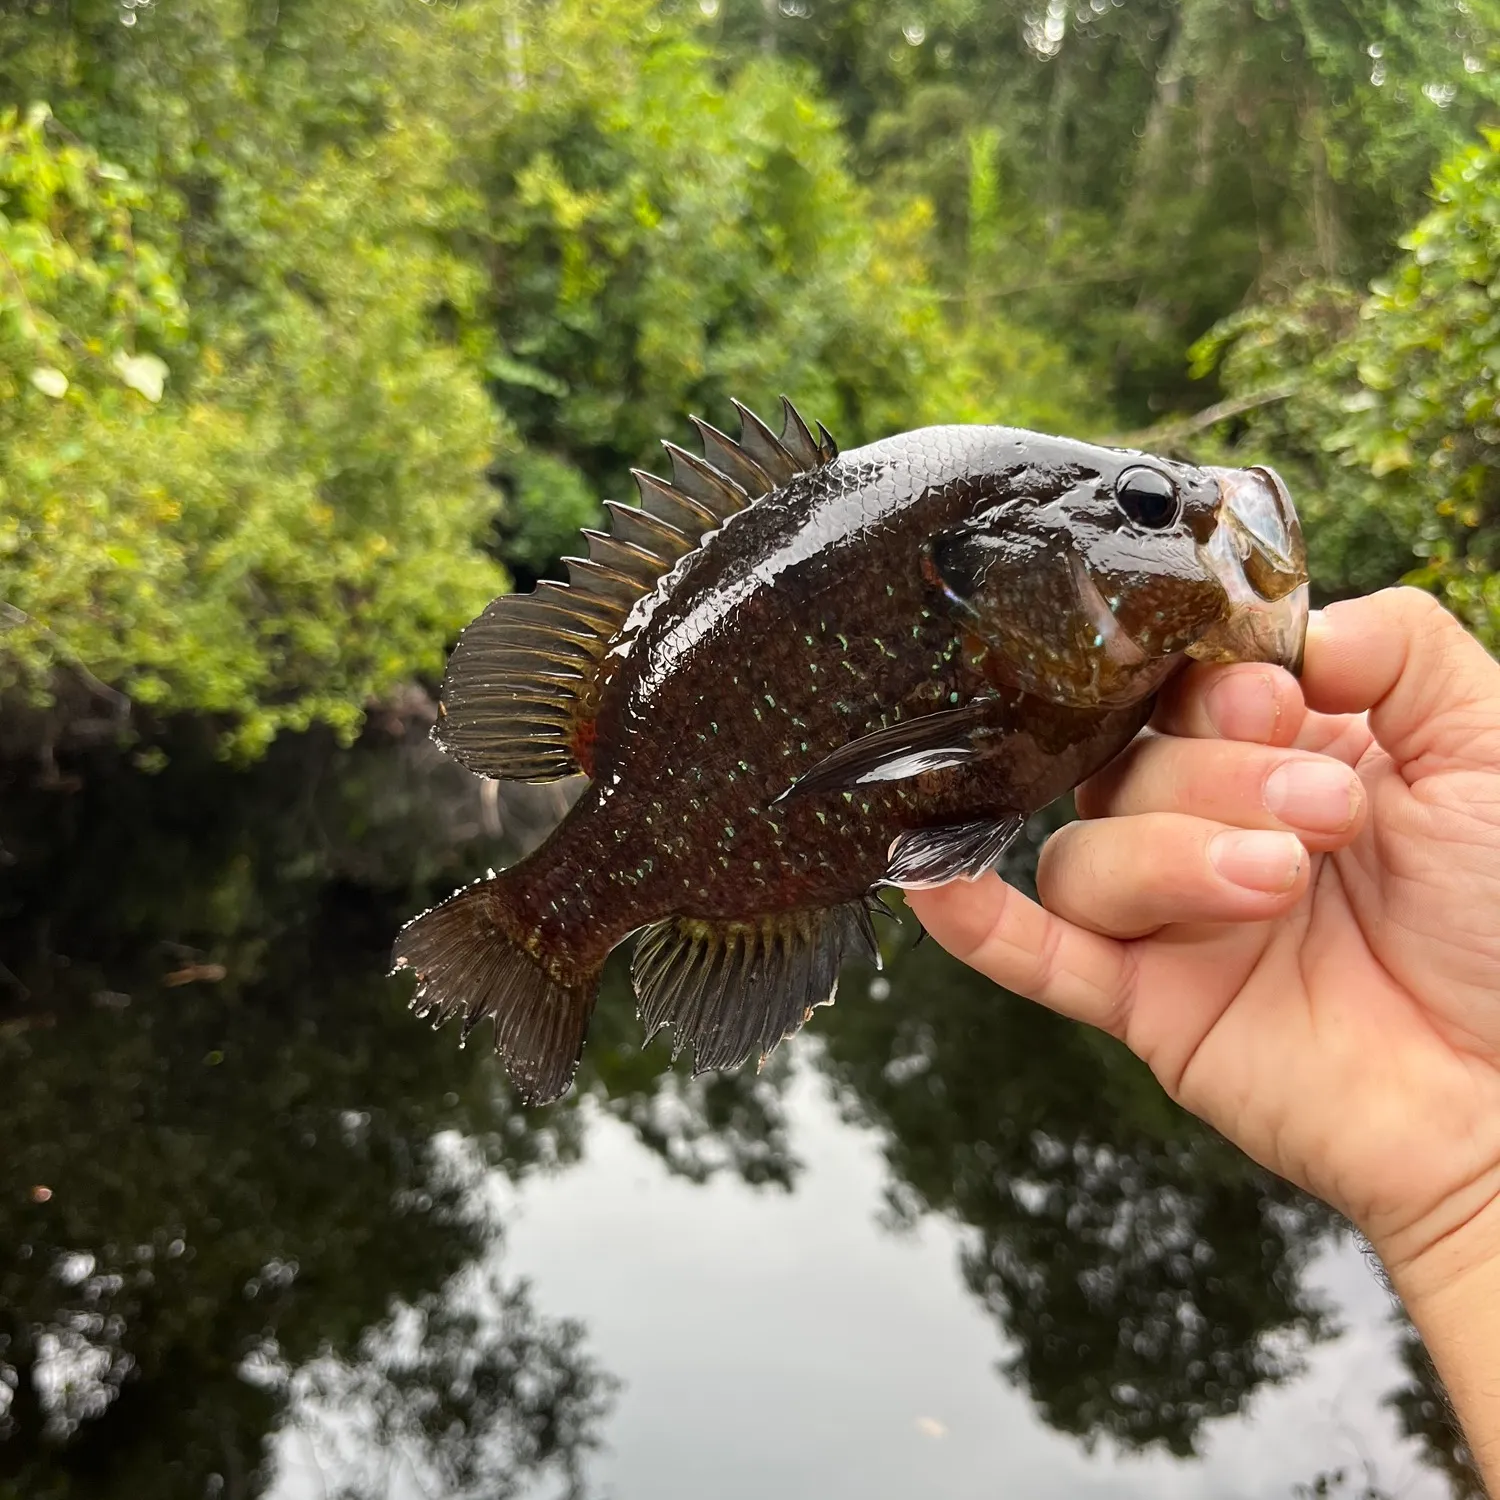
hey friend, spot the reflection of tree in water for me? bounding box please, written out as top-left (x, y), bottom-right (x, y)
top-left (584, 987), bottom-right (799, 1191)
top-left (0, 724), bottom-right (795, 1497)
top-left (817, 827), bottom-right (1342, 1458)
top-left (254, 1250), bottom-right (610, 1499)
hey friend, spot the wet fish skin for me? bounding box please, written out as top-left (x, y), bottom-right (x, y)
top-left (393, 407), bottom-right (1309, 1104)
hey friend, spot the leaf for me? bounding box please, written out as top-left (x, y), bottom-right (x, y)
top-left (29, 365), bottom-right (68, 398)
top-left (485, 352), bottom-right (568, 397)
top-left (1370, 441), bottom-right (1413, 476)
top-left (112, 351), bottom-right (170, 402)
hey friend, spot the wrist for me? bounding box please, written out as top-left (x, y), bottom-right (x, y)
top-left (1370, 1179), bottom-right (1500, 1318)
top-left (1368, 1188), bottom-right (1500, 1490)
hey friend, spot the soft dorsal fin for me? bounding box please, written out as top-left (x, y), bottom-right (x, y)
top-left (434, 397), bottom-right (838, 782)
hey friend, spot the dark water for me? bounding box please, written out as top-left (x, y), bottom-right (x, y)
top-left (0, 721), bottom-right (1475, 1499)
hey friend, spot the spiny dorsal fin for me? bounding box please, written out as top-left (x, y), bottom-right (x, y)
top-left (631, 898), bottom-right (880, 1075)
top-left (434, 397), bottom-right (837, 783)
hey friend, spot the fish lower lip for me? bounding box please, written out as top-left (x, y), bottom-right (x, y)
top-left (1195, 467), bottom-right (1310, 674)
top-left (1187, 581), bottom-right (1308, 674)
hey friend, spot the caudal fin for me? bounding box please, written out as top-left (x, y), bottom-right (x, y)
top-left (391, 878), bottom-right (599, 1105)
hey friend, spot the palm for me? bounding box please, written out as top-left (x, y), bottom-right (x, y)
top-left (1123, 708), bottom-right (1500, 1254)
top-left (910, 592), bottom-right (1500, 1264)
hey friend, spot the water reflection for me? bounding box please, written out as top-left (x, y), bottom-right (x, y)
top-left (0, 727), bottom-right (627, 1496)
top-left (0, 725), bottom-right (1464, 1495)
top-left (817, 838), bottom-right (1343, 1456)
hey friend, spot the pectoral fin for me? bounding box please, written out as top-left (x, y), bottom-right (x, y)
top-left (776, 702), bottom-right (998, 801)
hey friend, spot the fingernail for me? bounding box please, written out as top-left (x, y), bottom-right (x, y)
top-left (1206, 670), bottom-right (1279, 743)
top-left (1264, 760), bottom-right (1359, 833)
top-left (1209, 830), bottom-right (1304, 893)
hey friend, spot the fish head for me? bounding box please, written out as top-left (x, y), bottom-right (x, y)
top-left (923, 443), bottom-right (1309, 708)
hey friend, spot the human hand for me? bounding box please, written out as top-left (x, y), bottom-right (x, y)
top-left (907, 587), bottom-right (1500, 1302)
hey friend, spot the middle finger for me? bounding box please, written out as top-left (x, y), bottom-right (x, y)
top-left (1075, 734), bottom-right (1367, 849)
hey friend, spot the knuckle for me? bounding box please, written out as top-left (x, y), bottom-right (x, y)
top-left (1034, 826), bottom-right (1072, 904)
top-left (1389, 585), bottom-right (1453, 632)
top-left (1027, 914), bottom-right (1067, 997)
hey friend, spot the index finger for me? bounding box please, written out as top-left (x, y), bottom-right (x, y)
top-left (904, 873), bottom-right (1137, 1039)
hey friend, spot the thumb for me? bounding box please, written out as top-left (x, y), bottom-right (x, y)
top-left (1301, 588), bottom-right (1500, 779)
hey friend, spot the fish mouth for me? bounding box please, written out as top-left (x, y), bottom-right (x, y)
top-left (1189, 466), bottom-right (1309, 676)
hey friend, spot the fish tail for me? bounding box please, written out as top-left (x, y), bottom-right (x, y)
top-left (391, 874), bottom-right (600, 1105)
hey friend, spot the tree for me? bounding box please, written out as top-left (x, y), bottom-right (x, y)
top-left (0, 0), bottom-right (1097, 749)
top-left (1188, 129), bottom-right (1500, 646)
top-left (709, 0), bottom-right (1500, 420)
top-left (0, 94), bottom-right (503, 757)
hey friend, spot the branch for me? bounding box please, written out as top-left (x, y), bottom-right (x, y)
top-left (0, 601), bottom-right (132, 716)
top-left (1114, 385), bottom-right (1297, 451)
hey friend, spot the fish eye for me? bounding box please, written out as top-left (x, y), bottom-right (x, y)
top-left (1114, 467), bottom-right (1180, 530)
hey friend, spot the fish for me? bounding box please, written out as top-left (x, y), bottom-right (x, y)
top-left (392, 399), bottom-right (1308, 1105)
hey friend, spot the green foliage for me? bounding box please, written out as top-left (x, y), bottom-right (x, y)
top-left (0, 103), bottom-right (185, 399)
top-left (1191, 130), bottom-right (1500, 645)
top-left (0, 98), bottom-right (503, 755)
top-left (726, 0), bottom-right (1500, 418)
top-left (3, 0), bottom-right (1499, 751)
top-left (0, 0), bottom-right (1100, 754)
top-left (496, 449), bottom-right (603, 581)
top-left (480, 0), bottom-right (1096, 501)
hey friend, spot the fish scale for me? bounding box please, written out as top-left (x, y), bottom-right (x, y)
top-left (393, 399), bottom-right (1309, 1105)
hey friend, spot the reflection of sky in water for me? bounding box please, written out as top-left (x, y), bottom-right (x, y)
top-left (268, 1058), bottom-right (1442, 1500)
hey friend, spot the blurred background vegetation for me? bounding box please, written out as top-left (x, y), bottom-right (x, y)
top-left (3, 0), bottom-right (1499, 758)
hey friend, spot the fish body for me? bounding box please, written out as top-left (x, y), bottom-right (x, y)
top-left (394, 404), bottom-right (1308, 1104)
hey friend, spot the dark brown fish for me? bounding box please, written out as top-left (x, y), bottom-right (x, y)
top-left (393, 400), bottom-right (1308, 1104)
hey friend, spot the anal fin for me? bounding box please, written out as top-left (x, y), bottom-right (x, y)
top-left (631, 900), bottom-right (881, 1075)
top-left (883, 816), bottom-right (1026, 890)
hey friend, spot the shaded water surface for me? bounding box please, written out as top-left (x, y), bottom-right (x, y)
top-left (0, 724), bottom-right (1478, 1498)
